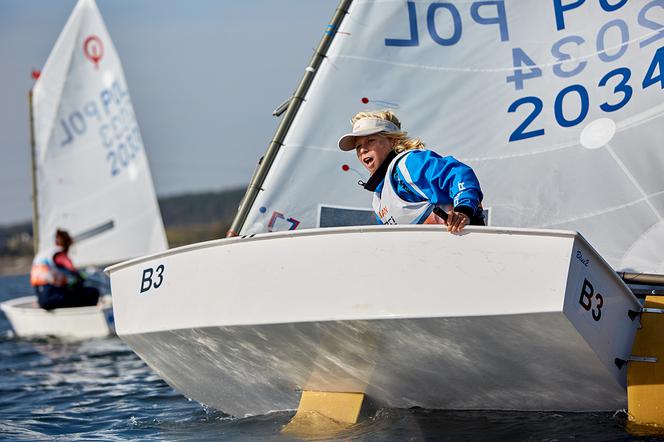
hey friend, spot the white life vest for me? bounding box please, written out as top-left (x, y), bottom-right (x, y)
top-left (372, 151), bottom-right (435, 225)
top-left (30, 246), bottom-right (69, 287)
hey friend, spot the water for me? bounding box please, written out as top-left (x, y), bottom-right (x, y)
top-left (1, 274), bottom-right (663, 441)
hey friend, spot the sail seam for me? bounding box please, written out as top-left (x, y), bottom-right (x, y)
top-left (540, 190), bottom-right (664, 227)
top-left (620, 220), bottom-right (664, 267)
top-left (284, 100), bottom-right (664, 161)
top-left (605, 143), bottom-right (662, 222)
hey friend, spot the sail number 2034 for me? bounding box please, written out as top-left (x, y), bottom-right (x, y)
top-left (579, 278), bottom-right (603, 322)
top-left (140, 264), bottom-right (164, 293)
top-left (506, 1), bottom-right (664, 142)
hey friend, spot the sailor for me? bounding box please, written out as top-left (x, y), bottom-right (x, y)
top-left (30, 229), bottom-right (100, 310)
top-left (338, 110), bottom-right (484, 232)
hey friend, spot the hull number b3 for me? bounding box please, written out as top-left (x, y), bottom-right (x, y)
top-left (579, 278), bottom-right (603, 321)
top-left (140, 264), bottom-right (164, 293)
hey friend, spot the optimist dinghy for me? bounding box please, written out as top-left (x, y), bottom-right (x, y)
top-left (1, 0), bottom-right (167, 339)
top-left (109, 0), bottom-right (664, 425)
top-left (107, 225), bottom-right (641, 415)
top-left (1, 295), bottom-right (113, 340)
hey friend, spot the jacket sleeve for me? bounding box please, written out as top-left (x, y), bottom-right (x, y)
top-left (395, 150), bottom-right (483, 215)
top-left (53, 252), bottom-right (83, 281)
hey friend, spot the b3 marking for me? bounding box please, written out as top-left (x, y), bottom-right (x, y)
top-left (140, 264), bottom-right (164, 293)
top-left (579, 278), bottom-right (603, 322)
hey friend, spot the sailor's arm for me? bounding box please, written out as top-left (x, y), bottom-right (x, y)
top-left (398, 150), bottom-right (483, 232)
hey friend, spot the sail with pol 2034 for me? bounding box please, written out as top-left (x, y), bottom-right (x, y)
top-left (235, 0), bottom-right (664, 275)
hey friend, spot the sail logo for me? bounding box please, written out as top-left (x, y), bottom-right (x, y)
top-left (267, 211), bottom-right (301, 232)
top-left (83, 35), bottom-right (104, 70)
top-left (576, 250), bottom-right (590, 267)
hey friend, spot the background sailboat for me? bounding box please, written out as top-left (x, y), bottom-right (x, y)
top-left (2, 0), bottom-right (168, 339)
top-left (31, 0), bottom-right (167, 265)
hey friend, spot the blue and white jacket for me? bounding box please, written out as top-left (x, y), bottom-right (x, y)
top-left (366, 149), bottom-right (483, 225)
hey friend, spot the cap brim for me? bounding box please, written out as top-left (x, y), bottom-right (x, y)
top-left (337, 127), bottom-right (386, 151)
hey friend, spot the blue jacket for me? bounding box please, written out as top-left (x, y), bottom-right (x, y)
top-left (374, 149), bottom-right (483, 222)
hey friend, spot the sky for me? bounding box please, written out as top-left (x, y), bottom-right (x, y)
top-left (0, 0), bottom-right (337, 225)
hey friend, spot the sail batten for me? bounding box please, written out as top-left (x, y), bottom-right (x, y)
top-left (31, 0), bottom-right (167, 267)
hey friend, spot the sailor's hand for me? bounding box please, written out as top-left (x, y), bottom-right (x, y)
top-left (445, 210), bottom-right (469, 233)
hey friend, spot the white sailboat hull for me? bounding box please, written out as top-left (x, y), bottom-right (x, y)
top-left (1, 295), bottom-right (113, 339)
top-left (107, 226), bottom-right (641, 416)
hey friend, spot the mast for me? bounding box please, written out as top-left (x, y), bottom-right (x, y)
top-left (227, 0), bottom-right (352, 236)
top-left (28, 89), bottom-right (39, 254)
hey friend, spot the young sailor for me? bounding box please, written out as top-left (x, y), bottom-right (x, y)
top-left (338, 110), bottom-right (484, 232)
top-left (30, 229), bottom-right (100, 310)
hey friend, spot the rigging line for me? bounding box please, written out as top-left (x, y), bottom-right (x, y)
top-left (272, 143), bottom-right (353, 153)
top-left (333, 27), bottom-right (662, 73)
top-left (294, 144), bottom-right (342, 152)
top-left (540, 189), bottom-right (664, 227)
top-left (606, 142), bottom-right (663, 222)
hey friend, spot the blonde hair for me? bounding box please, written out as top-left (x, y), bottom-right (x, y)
top-left (350, 110), bottom-right (425, 152)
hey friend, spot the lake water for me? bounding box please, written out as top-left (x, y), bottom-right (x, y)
top-left (1, 273), bottom-right (663, 441)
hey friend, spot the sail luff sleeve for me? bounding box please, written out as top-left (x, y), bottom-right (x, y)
top-left (227, 0), bottom-right (353, 237)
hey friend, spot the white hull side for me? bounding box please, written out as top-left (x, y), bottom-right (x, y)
top-left (107, 226), bottom-right (641, 414)
top-left (1, 295), bottom-right (113, 339)
top-left (123, 313), bottom-right (626, 416)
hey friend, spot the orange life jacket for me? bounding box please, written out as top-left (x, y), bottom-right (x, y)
top-left (30, 247), bottom-right (70, 287)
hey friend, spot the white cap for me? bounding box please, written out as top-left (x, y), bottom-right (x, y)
top-left (338, 118), bottom-right (400, 151)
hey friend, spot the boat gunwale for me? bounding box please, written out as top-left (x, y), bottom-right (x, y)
top-left (105, 225), bottom-right (579, 274)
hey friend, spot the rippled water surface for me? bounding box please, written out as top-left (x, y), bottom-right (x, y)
top-left (1, 274), bottom-right (664, 441)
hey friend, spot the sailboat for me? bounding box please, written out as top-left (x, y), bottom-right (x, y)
top-left (1, 0), bottom-right (168, 339)
top-left (107, 0), bottom-right (663, 422)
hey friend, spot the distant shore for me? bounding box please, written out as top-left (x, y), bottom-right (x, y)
top-left (0, 188), bottom-right (245, 278)
top-left (0, 256), bottom-right (31, 277)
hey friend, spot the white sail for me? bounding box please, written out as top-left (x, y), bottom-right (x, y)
top-left (240, 1), bottom-right (664, 274)
top-left (31, 0), bottom-right (167, 266)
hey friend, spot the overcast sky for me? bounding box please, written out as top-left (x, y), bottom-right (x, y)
top-left (0, 0), bottom-right (337, 225)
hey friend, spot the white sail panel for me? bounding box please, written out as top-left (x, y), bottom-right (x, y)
top-left (32, 0), bottom-right (167, 266)
top-left (241, 0), bottom-right (664, 273)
